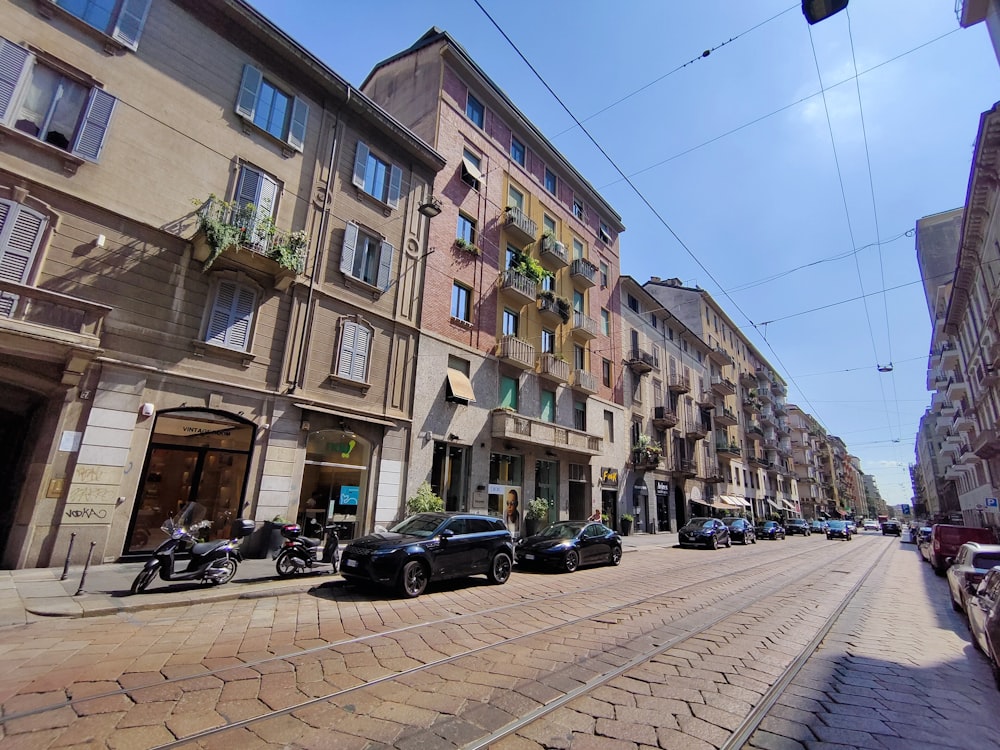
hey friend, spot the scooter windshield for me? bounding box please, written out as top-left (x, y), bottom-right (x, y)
top-left (162, 501), bottom-right (208, 534)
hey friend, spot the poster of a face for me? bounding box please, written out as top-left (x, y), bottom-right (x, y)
top-left (504, 488), bottom-right (520, 536)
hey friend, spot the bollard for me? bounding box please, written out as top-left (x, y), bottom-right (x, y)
top-left (60, 532), bottom-right (77, 581)
top-left (74, 541), bottom-right (96, 596)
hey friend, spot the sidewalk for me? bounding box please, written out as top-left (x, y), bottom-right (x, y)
top-left (0, 531), bottom-right (677, 626)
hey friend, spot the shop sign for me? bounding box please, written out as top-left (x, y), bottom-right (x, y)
top-left (339, 486), bottom-right (359, 506)
top-left (600, 467), bottom-right (618, 486)
top-left (655, 481), bottom-right (670, 495)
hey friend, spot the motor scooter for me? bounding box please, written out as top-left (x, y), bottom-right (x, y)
top-left (274, 520), bottom-right (339, 577)
top-left (131, 505), bottom-right (255, 594)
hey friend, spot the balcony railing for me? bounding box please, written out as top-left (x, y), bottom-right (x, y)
top-left (497, 334), bottom-right (535, 369)
top-left (671, 457), bottom-right (696, 476)
top-left (711, 376), bottom-right (736, 395)
top-left (708, 346), bottom-right (733, 365)
top-left (499, 269), bottom-right (536, 303)
top-left (503, 205), bottom-right (537, 243)
top-left (491, 409), bottom-right (602, 454)
top-left (626, 348), bottom-right (657, 374)
top-left (652, 405), bottom-right (678, 428)
top-left (715, 408), bottom-right (738, 426)
top-left (195, 197), bottom-right (306, 277)
top-left (572, 368), bottom-right (598, 394)
top-left (686, 421), bottom-right (709, 440)
top-left (571, 311), bottom-right (599, 340)
top-left (569, 258), bottom-right (598, 288)
top-left (538, 234), bottom-right (569, 269)
top-left (668, 374), bottom-right (690, 393)
top-left (631, 448), bottom-right (662, 470)
top-left (537, 353), bottom-right (571, 383)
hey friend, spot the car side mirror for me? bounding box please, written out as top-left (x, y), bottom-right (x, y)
top-left (945, 557), bottom-right (955, 567)
top-left (439, 529), bottom-right (455, 544)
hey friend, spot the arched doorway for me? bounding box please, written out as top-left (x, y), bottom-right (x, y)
top-left (125, 409), bottom-right (255, 554)
top-left (299, 429), bottom-right (370, 541)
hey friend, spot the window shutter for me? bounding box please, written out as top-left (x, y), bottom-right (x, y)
top-left (351, 325), bottom-right (370, 381)
top-left (235, 64), bottom-right (262, 120)
top-left (337, 322), bottom-right (358, 379)
top-left (252, 174), bottom-right (278, 249)
top-left (0, 39), bottom-right (29, 122)
top-left (288, 96), bottom-right (308, 152)
top-left (111, 0), bottom-right (151, 50)
top-left (387, 164), bottom-right (402, 209)
top-left (206, 280), bottom-right (237, 346)
top-left (71, 88), bottom-right (116, 162)
top-left (206, 280), bottom-right (255, 351)
top-left (340, 222), bottom-right (358, 276)
top-left (0, 201), bottom-right (46, 317)
top-left (376, 240), bottom-right (394, 291)
top-left (352, 141), bottom-right (369, 189)
top-left (228, 284), bottom-right (256, 350)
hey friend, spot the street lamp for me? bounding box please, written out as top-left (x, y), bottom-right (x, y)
top-left (418, 197), bottom-right (442, 218)
top-left (802, 0), bottom-right (848, 24)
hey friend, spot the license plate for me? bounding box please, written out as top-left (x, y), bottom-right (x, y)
top-left (524, 554), bottom-right (535, 560)
top-left (345, 558), bottom-right (358, 568)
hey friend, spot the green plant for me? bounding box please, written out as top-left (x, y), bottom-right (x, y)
top-left (526, 497), bottom-right (550, 521)
top-left (621, 514), bottom-right (634, 523)
top-left (510, 252), bottom-right (550, 284)
top-left (633, 434), bottom-right (662, 454)
top-left (406, 481), bottom-right (444, 515)
top-left (537, 289), bottom-right (556, 302)
top-left (194, 196), bottom-right (307, 272)
top-left (453, 237), bottom-right (480, 256)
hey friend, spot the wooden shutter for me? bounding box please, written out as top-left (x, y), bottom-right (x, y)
top-left (352, 141), bottom-right (369, 189)
top-left (253, 173), bottom-right (278, 249)
top-left (337, 321), bottom-right (358, 379)
top-left (235, 64), bottom-right (262, 120)
top-left (228, 285), bottom-right (256, 350)
top-left (111, 0), bottom-right (152, 50)
top-left (0, 39), bottom-right (29, 122)
top-left (340, 222), bottom-right (359, 277)
top-left (234, 165), bottom-right (277, 247)
top-left (206, 280), bottom-right (236, 346)
top-left (376, 240), bottom-right (393, 291)
top-left (387, 164), bottom-right (402, 208)
top-left (351, 325), bottom-right (370, 381)
top-left (288, 96), bottom-right (308, 152)
top-left (206, 280), bottom-right (256, 351)
top-left (0, 200), bottom-right (47, 317)
top-left (72, 88), bottom-right (116, 162)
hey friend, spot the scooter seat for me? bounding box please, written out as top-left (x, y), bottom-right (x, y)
top-left (300, 536), bottom-right (321, 548)
top-left (191, 540), bottom-right (227, 557)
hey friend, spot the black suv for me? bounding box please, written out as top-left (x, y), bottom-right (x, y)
top-left (785, 518), bottom-right (811, 536)
top-left (339, 512), bottom-right (514, 597)
top-left (881, 519), bottom-right (901, 536)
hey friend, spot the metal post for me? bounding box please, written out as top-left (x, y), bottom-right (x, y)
top-left (74, 541), bottom-right (96, 596)
top-left (60, 532), bottom-right (77, 581)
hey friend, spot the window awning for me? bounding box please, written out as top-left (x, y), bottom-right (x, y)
top-left (723, 495), bottom-right (751, 508)
top-left (698, 498), bottom-right (731, 510)
top-left (445, 368), bottom-right (476, 405)
top-left (765, 498), bottom-right (781, 510)
top-left (781, 499), bottom-right (796, 511)
top-left (461, 157), bottom-right (483, 187)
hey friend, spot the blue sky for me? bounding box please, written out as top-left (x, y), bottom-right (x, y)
top-left (248, 0), bottom-right (999, 510)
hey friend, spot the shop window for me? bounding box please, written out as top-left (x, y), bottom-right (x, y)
top-left (340, 222), bottom-right (394, 290)
top-left (0, 38), bottom-right (116, 162)
top-left (50, 0), bottom-right (151, 50)
top-left (300, 428), bottom-right (370, 541)
top-left (235, 64), bottom-right (308, 152)
top-left (205, 278), bottom-right (257, 352)
top-left (334, 316), bottom-right (372, 384)
top-left (0, 199), bottom-right (47, 317)
top-left (432, 442), bottom-right (468, 511)
top-left (352, 141), bottom-right (402, 208)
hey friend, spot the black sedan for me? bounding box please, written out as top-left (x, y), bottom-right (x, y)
top-left (515, 521), bottom-right (622, 572)
top-left (723, 517), bottom-right (756, 545)
top-left (679, 518), bottom-right (731, 549)
top-left (826, 520), bottom-right (853, 541)
top-left (881, 519), bottom-right (902, 536)
top-left (785, 519), bottom-right (811, 536)
top-left (756, 520), bottom-right (786, 540)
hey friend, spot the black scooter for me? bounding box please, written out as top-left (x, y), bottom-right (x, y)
top-left (131, 507), bottom-right (255, 594)
top-left (274, 521), bottom-right (339, 577)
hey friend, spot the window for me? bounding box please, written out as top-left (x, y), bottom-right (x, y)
top-left (544, 168), bottom-right (557, 194)
top-left (541, 328), bottom-right (555, 354)
top-left (451, 282), bottom-right (471, 323)
top-left (599, 221), bottom-right (611, 245)
top-left (502, 308), bottom-right (519, 337)
top-left (340, 222), bottom-right (394, 289)
top-left (601, 309), bottom-right (610, 335)
top-left (232, 164), bottom-right (279, 248)
top-left (461, 149), bottom-right (482, 190)
top-left (627, 294), bottom-right (639, 313)
top-left (506, 244), bottom-right (519, 269)
top-left (602, 358), bottom-right (612, 387)
top-left (457, 213), bottom-right (476, 244)
top-left (500, 375), bottom-right (519, 410)
top-left (205, 279), bottom-right (257, 351)
top-left (510, 136), bottom-right (525, 166)
top-left (540, 390), bottom-right (556, 422)
top-left (335, 317), bottom-right (372, 383)
top-left (600, 261), bottom-right (609, 288)
top-left (52, 0), bottom-right (151, 50)
top-left (508, 185), bottom-right (524, 211)
top-left (236, 65), bottom-right (308, 152)
top-left (572, 238), bottom-right (584, 260)
top-left (574, 344), bottom-right (585, 370)
top-left (0, 199), bottom-right (47, 317)
top-left (466, 93), bottom-right (484, 127)
top-left (541, 274), bottom-right (555, 292)
top-left (573, 290), bottom-right (584, 312)
top-left (650, 314), bottom-right (658, 329)
top-left (352, 142), bottom-right (402, 208)
top-left (574, 401), bottom-right (586, 431)
top-left (0, 38), bottom-right (116, 161)
top-left (572, 198), bottom-right (584, 220)
top-left (604, 410), bottom-right (614, 442)
top-left (543, 214), bottom-right (556, 234)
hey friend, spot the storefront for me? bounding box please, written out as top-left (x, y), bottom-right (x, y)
top-left (489, 452), bottom-right (523, 536)
top-left (600, 466), bottom-right (619, 529)
top-left (297, 428), bottom-right (370, 541)
top-left (655, 480), bottom-right (671, 531)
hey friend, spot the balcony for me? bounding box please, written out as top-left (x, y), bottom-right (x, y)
top-left (708, 346), bottom-right (733, 366)
top-left (631, 445), bottom-right (662, 470)
top-left (701, 465), bottom-right (725, 483)
top-left (756, 387), bottom-right (772, 403)
top-left (774, 402), bottom-right (788, 416)
top-left (711, 376), bottom-right (736, 396)
top-left (492, 408), bottom-right (602, 455)
top-left (940, 342), bottom-right (959, 369)
top-left (686, 421), bottom-right (709, 440)
top-left (668, 374), bottom-right (690, 393)
top-left (572, 368), bottom-right (598, 394)
top-left (742, 396), bottom-right (760, 413)
top-left (670, 457), bottom-right (696, 477)
top-left (947, 376), bottom-right (968, 401)
top-left (497, 334), bottom-right (535, 369)
top-left (958, 444), bottom-right (979, 465)
top-left (652, 405), bottom-right (678, 429)
top-left (503, 205), bottom-right (537, 244)
top-left (748, 454), bottom-right (767, 468)
top-left (716, 441), bottom-right (742, 460)
top-left (746, 423), bottom-right (763, 441)
top-left (538, 234), bottom-right (569, 269)
top-left (626, 348), bottom-right (657, 374)
top-left (570, 311), bottom-right (599, 340)
top-left (739, 371), bottom-right (756, 388)
top-left (715, 407), bottom-right (738, 427)
top-left (760, 409), bottom-right (776, 427)
top-left (536, 294), bottom-right (570, 325)
top-left (954, 409), bottom-right (976, 433)
top-left (0, 280), bottom-right (111, 387)
top-left (771, 381), bottom-right (786, 396)
top-left (499, 269), bottom-right (537, 304)
top-left (695, 390), bottom-right (715, 408)
top-left (569, 258), bottom-right (598, 288)
top-left (755, 366), bottom-right (772, 381)
top-left (945, 464), bottom-right (967, 481)
top-left (537, 353), bottom-right (570, 384)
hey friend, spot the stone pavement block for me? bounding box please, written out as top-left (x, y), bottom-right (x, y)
top-left (748, 729), bottom-right (808, 750)
top-left (569, 733), bottom-right (637, 750)
top-left (655, 725), bottom-right (716, 750)
top-left (594, 716), bottom-right (658, 745)
top-left (613, 704), bottom-right (679, 729)
top-left (49, 711), bottom-right (125, 748)
top-left (818, 711), bottom-right (897, 737)
top-left (810, 723), bottom-right (893, 749)
top-left (676, 714), bottom-right (731, 746)
top-left (758, 715), bottom-right (817, 743)
top-left (690, 702), bottom-right (743, 731)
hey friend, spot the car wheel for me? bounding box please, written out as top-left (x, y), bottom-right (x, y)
top-left (725, 536), bottom-right (731, 548)
top-left (609, 545), bottom-right (622, 566)
top-left (709, 536), bottom-right (718, 550)
top-left (751, 536), bottom-right (756, 544)
top-left (564, 550), bottom-right (580, 573)
top-left (399, 560), bottom-right (428, 597)
top-left (951, 593), bottom-right (962, 613)
top-left (488, 552), bottom-right (512, 585)
top-left (933, 565), bottom-right (946, 577)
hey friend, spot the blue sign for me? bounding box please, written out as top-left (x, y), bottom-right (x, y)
top-left (986, 497), bottom-right (998, 508)
top-left (339, 486), bottom-right (359, 506)
top-left (900, 504), bottom-right (911, 515)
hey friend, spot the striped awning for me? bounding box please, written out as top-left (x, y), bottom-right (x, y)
top-left (721, 495), bottom-right (751, 508)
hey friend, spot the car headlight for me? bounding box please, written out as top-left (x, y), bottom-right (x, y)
top-left (371, 548), bottom-right (397, 557)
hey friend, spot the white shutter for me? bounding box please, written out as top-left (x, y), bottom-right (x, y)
top-left (235, 64), bottom-right (262, 120)
top-left (352, 141), bottom-right (369, 189)
top-left (206, 280), bottom-right (237, 346)
top-left (251, 174), bottom-right (278, 249)
top-left (72, 88), bottom-right (116, 162)
top-left (205, 280), bottom-right (256, 351)
top-left (376, 240), bottom-right (393, 291)
top-left (111, 0), bottom-right (151, 50)
top-left (288, 96), bottom-right (308, 152)
top-left (340, 222), bottom-right (359, 277)
top-left (0, 39), bottom-right (30, 122)
top-left (387, 164), bottom-right (402, 209)
top-left (228, 285), bottom-right (256, 350)
top-left (0, 200), bottom-right (46, 317)
top-left (337, 322), bottom-right (358, 379)
top-left (351, 325), bottom-right (370, 381)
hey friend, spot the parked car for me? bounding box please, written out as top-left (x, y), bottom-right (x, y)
top-left (339, 512), bottom-right (513, 598)
top-left (827, 520), bottom-right (853, 541)
top-left (928, 524), bottom-right (996, 576)
top-left (881, 519), bottom-right (901, 536)
top-left (679, 518), bottom-right (732, 549)
top-left (947, 543), bottom-right (1000, 614)
top-left (863, 519), bottom-right (880, 532)
top-left (515, 521), bottom-right (622, 572)
top-left (723, 517), bottom-right (756, 545)
top-left (785, 519), bottom-right (811, 536)
top-left (967, 566), bottom-right (1000, 688)
top-left (756, 520), bottom-right (786, 540)
top-left (810, 520), bottom-right (828, 534)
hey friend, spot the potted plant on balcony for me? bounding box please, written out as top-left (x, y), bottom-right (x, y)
top-left (511, 253), bottom-right (549, 284)
top-left (525, 497), bottom-right (550, 538)
top-left (539, 229), bottom-right (555, 251)
top-left (453, 237), bottom-right (481, 256)
top-left (620, 513), bottom-right (634, 536)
